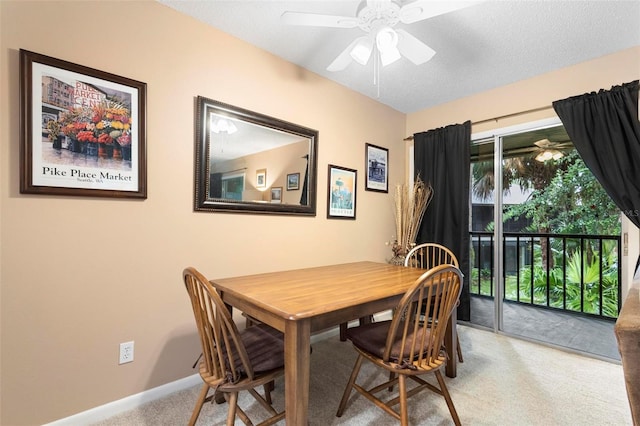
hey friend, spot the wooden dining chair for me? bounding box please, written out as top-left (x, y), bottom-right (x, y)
top-left (336, 264), bottom-right (463, 426)
top-left (182, 267), bottom-right (285, 426)
top-left (404, 242), bottom-right (464, 363)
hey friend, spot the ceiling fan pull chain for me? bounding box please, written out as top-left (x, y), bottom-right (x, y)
top-left (374, 48), bottom-right (381, 99)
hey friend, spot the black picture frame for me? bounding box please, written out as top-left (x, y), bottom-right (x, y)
top-left (19, 49), bottom-right (147, 198)
top-left (327, 164), bottom-right (357, 220)
top-left (365, 143), bottom-right (388, 193)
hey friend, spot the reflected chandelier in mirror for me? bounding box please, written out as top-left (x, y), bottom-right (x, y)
top-left (194, 96), bottom-right (318, 215)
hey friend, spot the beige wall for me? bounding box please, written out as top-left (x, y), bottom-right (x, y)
top-left (2, 1), bottom-right (639, 425)
top-left (0, 2), bottom-right (405, 424)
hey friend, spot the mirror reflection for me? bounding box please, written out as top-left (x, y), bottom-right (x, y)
top-left (195, 97), bottom-right (318, 215)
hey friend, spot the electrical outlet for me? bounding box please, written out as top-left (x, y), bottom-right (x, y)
top-left (119, 341), bottom-right (134, 364)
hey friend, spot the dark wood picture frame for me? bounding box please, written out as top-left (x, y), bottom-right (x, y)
top-left (327, 164), bottom-right (357, 220)
top-left (194, 96), bottom-right (318, 216)
top-left (287, 172), bottom-right (300, 190)
top-left (365, 143), bottom-right (388, 193)
top-left (19, 49), bottom-right (147, 198)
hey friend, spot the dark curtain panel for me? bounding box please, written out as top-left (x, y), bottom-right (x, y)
top-left (209, 172), bottom-right (222, 198)
top-left (414, 121), bottom-right (471, 321)
top-left (300, 155), bottom-right (309, 206)
top-left (552, 80), bottom-right (640, 230)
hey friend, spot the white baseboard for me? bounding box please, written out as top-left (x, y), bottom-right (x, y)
top-left (43, 374), bottom-right (202, 425)
top-left (44, 324), bottom-right (349, 425)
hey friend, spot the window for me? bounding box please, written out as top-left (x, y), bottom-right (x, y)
top-left (221, 173), bottom-right (244, 200)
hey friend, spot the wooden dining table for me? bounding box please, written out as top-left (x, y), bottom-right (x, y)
top-left (211, 261), bottom-right (458, 425)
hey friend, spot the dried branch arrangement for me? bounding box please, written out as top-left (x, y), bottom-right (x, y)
top-left (391, 176), bottom-right (433, 262)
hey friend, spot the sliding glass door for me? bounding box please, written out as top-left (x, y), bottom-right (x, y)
top-left (469, 135), bottom-right (496, 329)
top-left (468, 119), bottom-right (622, 359)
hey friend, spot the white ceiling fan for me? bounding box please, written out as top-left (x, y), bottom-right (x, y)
top-left (532, 138), bottom-right (574, 162)
top-left (281, 0), bottom-right (477, 72)
top-left (507, 138), bottom-right (574, 162)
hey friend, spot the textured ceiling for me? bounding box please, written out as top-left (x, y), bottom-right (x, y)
top-left (158, 0), bottom-right (640, 113)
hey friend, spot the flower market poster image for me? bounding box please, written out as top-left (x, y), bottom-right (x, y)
top-left (33, 66), bottom-right (137, 189)
top-left (20, 50), bottom-right (147, 198)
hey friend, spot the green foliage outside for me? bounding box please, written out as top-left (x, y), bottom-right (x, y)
top-left (502, 151), bottom-right (621, 236)
top-left (503, 239), bottom-right (620, 317)
top-left (471, 150), bottom-right (622, 318)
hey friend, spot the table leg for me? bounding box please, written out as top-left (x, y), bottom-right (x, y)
top-left (284, 319), bottom-right (310, 425)
top-left (445, 309), bottom-right (457, 378)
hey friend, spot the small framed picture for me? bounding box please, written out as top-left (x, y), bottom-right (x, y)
top-left (270, 186), bottom-right (282, 203)
top-left (287, 172), bottom-right (300, 190)
top-left (19, 49), bottom-right (147, 198)
top-left (365, 143), bottom-right (388, 193)
top-left (327, 164), bottom-right (357, 220)
top-left (256, 168), bottom-right (266, 188)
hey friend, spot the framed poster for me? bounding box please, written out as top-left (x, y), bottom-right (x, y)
top-left (287, 172), bottom-right (300, 190)
top-left (365, 143), bottom-right (388, 193)
top-left (256, 168), bottom-right (267, 188)
top-left (19, 49), bottom-right (147, 198)
top-left (270, 186), bottom-right (282, 203)
top-left (327, 164), bottom-right (357, 220)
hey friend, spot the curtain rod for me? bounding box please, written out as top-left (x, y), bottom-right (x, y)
top-left (404, 104), bottom-right (554, 141)
top-left (223, 167), bottom-right (247, 174)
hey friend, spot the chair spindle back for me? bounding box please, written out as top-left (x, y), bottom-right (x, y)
top-left (384, 264), bottom-right (462, 369)
top-left (404, 242), bottom-right (458, 270)
top-left (183, 267), bottom-right (255, 384)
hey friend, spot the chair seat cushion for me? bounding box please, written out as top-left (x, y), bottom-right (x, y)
top-left (346, 320), bottom-right (433, 365)
top-left (238, 323), bottom-right (285, 374)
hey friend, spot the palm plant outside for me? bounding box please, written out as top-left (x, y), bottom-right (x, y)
top-left (472, 150), bottom-right (621, 318)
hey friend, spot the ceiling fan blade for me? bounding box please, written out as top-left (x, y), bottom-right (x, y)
top-left (327, 37), bottom-right (366, 72)
top-left (555, 142), bottom-right (574, 148)
top-left (281, 11), bottom-right (359, 28)
top-left (534, 138), bottom-right (553, 148)
top-left (399, 0), bottom-right (480, 24)
top-left (396, 29), bottom-right (436, 65)
top-left (509, 147), bottom-right (538, 155)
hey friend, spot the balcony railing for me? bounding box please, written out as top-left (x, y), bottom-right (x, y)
top-left (470, 231), bottom-right (622, 320)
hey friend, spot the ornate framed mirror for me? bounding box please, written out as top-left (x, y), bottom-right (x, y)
top-left (194, 96), bottom-right (318, 215)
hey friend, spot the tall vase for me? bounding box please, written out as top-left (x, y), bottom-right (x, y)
top-left (387, 241), bottom-right (409, 266)
top-left (388, 245), bottom-right (408, 266)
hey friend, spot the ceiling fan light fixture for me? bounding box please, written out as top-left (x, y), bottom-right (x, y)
top-left (535, 151), bottom-right (552, 162)
top-left (211, 117), bottom-right (238, 134)
top-left (376, 26), bottom-right (398, 52)
top-left (350, 37), bottom-right (373, 65)
top-left (379, 46), bottom-right (401, 66)
top-left (376, 27), bottom-right (401, 66)
top-left (535, 149), bottom-right (563, 162)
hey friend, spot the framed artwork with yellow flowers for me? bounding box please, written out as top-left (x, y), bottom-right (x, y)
top-left (19, 49), bottom-right (147, 198)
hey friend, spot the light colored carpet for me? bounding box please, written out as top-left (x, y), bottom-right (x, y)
top-left (93, 326), bottom-right (632, 425)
